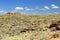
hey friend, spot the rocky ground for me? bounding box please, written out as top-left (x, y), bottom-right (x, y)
top-left (0, 12), bottom-right (60, 40)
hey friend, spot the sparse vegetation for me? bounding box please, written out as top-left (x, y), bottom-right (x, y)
top-left (0, 12), bottom-right (60, 40)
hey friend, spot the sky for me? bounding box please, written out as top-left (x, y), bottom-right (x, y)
top-left (0, 0), bottom-right (60, 15)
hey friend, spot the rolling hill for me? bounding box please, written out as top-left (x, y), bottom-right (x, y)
top-left (0, 12), bottom-right (60, 40)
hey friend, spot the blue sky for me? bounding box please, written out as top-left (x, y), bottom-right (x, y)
top-left (0, 0), bottom-right (60, 15)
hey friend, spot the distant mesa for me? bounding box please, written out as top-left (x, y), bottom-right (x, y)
top-left (2, 12), bottom-right (24, 16)
top-left (6, 12), bottom-right (21, 15)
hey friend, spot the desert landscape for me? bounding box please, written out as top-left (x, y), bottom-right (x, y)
top-left (0, 12), bottom-right (60, 40)
top-left (0, 0), bottom-right (60, 40)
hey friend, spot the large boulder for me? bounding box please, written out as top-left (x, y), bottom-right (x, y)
top-left (49, 20), bottom-right (60, 31)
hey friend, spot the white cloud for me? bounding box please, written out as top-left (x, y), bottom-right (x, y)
top-left (25, 8), bottom-right (31, 10)
top-left (25, 8), bottom-right (34, 11)
top-left (0, 10), bottom-right (7, 15)
top-left (15, 7), bottom-right (34, 11)
top-left (51, 4), bottom-right (59, 8)
top-left (0, 10), bottom-right (4, 12)
top-left (54, 12), bottom-right (59, 14)
top-left (44, 6), bottom-right (50, 10)
top-left (15, 7), bottom-right (24, 10)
